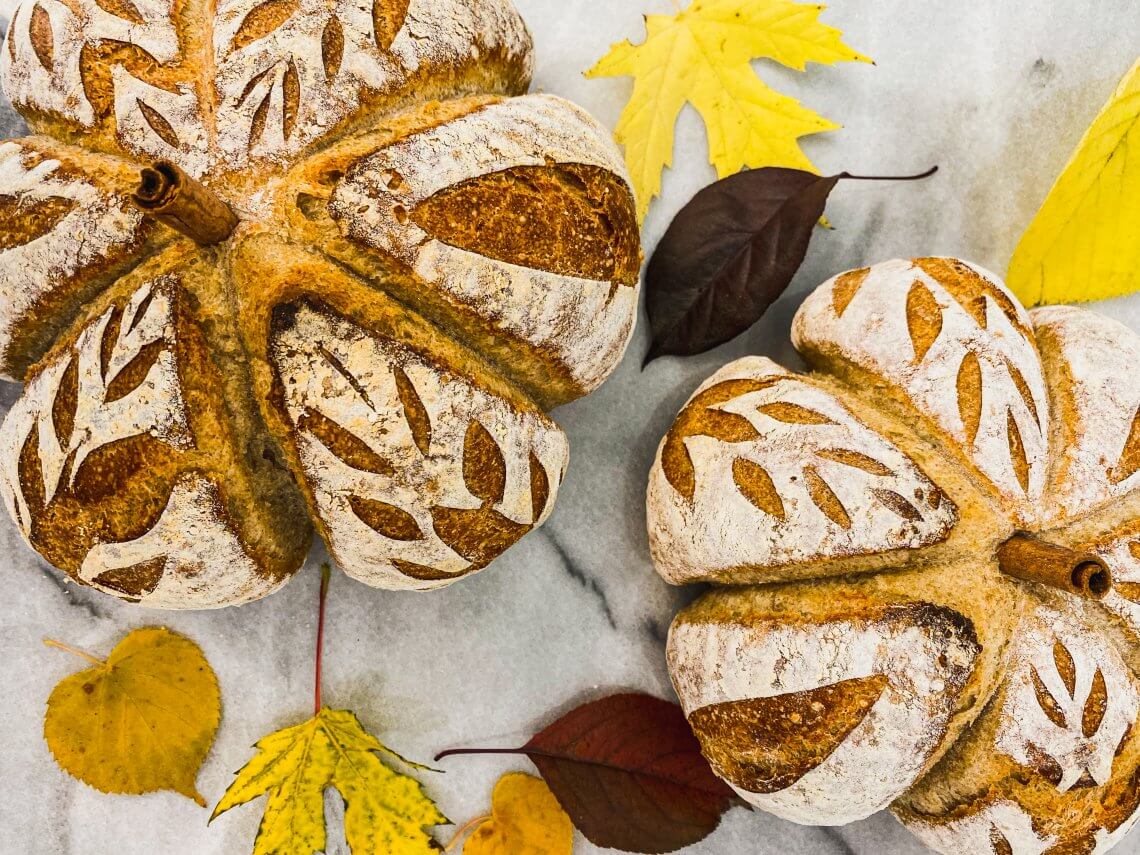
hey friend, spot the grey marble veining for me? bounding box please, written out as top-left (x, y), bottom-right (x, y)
top-left (1, 1), bottom-right (1140, 853)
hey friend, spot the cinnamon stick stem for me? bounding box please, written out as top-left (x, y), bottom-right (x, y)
top-left (997, 533), bottom-right (1112, 599)
top-left (132, 160), bottom-right (238, 246)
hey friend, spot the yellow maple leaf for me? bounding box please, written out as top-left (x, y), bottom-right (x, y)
top-left (586, 0), bottom-right (871, 219)
top-left (43, 626), bottom-right (220, 805)
top-left (445, 773), bottom-right (572, 855)
top-left (212, 707), bottom-right (446, 855)
top-left (1007, 58), bottom-right (1140, 306)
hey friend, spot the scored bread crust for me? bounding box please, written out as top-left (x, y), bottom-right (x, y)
top-left (286, 93), bottom-right (639, 406)
top-left (896, 593), bottom-right (1140, 855)
top-left (669, 568), bottom-right (1027, 825)
top-left (231, 231), bottom-right (568, 590)
top-left (1, 0), bottom-right (533, 177)
top-left (647, 356), bottom-right (962, 585)
top-left (792, 257), bottom-right (1049, 527)
top-left (0, 0), bottom-right (641, 604)
top-left (0, 138), bottom-right (175, 380)
top-left (0, 243), bottom-right (312, 607)
top-left (650, 258), bottom-right (1140, 853)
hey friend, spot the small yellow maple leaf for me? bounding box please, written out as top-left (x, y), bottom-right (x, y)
top-left (212, 707), bottom-right (446, 855)
top-left (586, 0), bottom-right (871, 219)
top-left (1007, 58), bottom-right (1140, 306)
top-left (447, 773), bottom-right (572, 855)
top-left (43, 626), bottom-right (220, 805)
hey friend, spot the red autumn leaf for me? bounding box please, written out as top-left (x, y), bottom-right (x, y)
top-left (436, 692), bottom-right (738, 853)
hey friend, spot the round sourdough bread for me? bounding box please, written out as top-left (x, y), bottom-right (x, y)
top-left (0, 0), bottom-right (640, 607)
top-left (648, 258), bottom-right (1140, 853)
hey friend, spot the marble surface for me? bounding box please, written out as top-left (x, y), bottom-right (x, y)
top-left (1, 1), bottom-right (1140, 853)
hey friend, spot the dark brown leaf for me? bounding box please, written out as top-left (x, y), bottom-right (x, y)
top-left (436, 693), bottom-right (738, 853)
top-left (643, 166), bottom-right (936, 364)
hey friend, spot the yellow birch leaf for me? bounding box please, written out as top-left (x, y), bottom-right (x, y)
top-left (212, 707), bottom-right (445, 855)
top-left (465, 773), bottom-right (573, 855)
top-left (586, 0), bottom-right (871, 219)
top-left (43, 626), bottom-right (220, 806)
top-left (1008, 57), bottom-right (1140, 306)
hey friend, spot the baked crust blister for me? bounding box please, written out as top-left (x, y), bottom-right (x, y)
top-left (0, 0), bottom-right (641, 606)
top-left (648, 258), bottom-right (1140, 853)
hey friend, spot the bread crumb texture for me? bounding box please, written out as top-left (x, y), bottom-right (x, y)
top-left (0, 0), bottom-right (641, 605)
top-left (650, 258), bottom-right (1140, 853)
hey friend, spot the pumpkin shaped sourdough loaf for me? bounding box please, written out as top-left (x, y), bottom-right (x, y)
top-left (648, 258), bottom-right (1140, 853)
top-left (0, 0), bottom-right (640, 607)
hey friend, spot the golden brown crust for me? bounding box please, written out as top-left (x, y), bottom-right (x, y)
top-left (896, 596), bottom-right (1140, 854)
top-left (228, 229), bottom-right (566, 589)
top-left (657, 262), bottom-right (1140, 848)
top-left (278, 94), bottom-right (639, 409)
top-left (669, 568), bottom-right (1026, 825)
top-left (410, 162), bottom-right (640, 286)
top-left (3, 0), bottom-right (535, 179)
top-left (0, 136), bottom-right (176, 379)
top-left (688, 675), bottom-right (890, 794)
top-left (0, 243), bottom-right (310, 605)
top-left (0, 5), bottom-right (639, 604)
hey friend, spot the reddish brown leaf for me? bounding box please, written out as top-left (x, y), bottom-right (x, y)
top-left (436, 693), bottom-right (737, 853)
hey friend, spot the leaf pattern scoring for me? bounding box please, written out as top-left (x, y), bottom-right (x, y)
top-left (270, 303), bottom-right (568, 590)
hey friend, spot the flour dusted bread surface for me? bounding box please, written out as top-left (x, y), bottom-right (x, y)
top-left (669, 566), bottom-right (1026, 825)
top-left (793, 258), bottom-right (1049, 526)
top-left (286, 93), bottom-right (640, 406)
top-left (1032, 306), bottom-right (1140, 524)
top-left (0, 0), bottom-right (640, 606)
top-left (1, 0), bottom-right (532, 175)
top-left (896, 592), bottom-right (1140, 855)
top-left (0, 245), bottom-right (311, 607)
top-left (0, 138), bottom-right (173, 379)
top-left (232, 232), bottom-right (568, 590)
top-left (647, 355), bottom-right (964, 585)
top-left (651, 258), bottom-right (1140, 852)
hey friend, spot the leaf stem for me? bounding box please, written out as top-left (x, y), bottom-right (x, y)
top-left (314, 563), bottom-right (331, 716)
top-left (43, 638), bottom-right (105, 667)
top-left (434, 745), bottom-right (735, 798)
top-left (442, 814), bottom-right (491, 852)
top-left (434, 747), bottom-right (529, 762)
top-left (838, 165), bottom-right (939, 182)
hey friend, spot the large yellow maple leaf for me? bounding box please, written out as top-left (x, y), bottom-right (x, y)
top-left (1007, 57), bottom-right (1140, 306)
top-left (212, 708), bottom-right (445, 855)
top-left (587, 0), bottom-right (871, 219)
